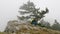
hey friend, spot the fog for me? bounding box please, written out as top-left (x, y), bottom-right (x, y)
top-left (0, 0), bottom-right (60, 31)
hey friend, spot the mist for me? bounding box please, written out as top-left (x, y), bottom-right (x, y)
top-left (0, 0), bottom-right (60, 31)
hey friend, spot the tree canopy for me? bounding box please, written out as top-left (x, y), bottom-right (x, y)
top-left (17, 1), bottom-right (49, 22)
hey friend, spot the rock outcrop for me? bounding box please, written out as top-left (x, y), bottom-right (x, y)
top-left (4, 20), bottom-right (60, 34)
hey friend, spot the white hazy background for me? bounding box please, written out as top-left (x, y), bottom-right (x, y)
top-left (0, 0), bottom-right (60, 31)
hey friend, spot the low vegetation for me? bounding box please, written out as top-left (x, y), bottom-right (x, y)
top-left (3, 24), bottom-right (60, 34)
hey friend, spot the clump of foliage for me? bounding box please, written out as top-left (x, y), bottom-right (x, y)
top-left (51, 19), bottom-right (60, 31)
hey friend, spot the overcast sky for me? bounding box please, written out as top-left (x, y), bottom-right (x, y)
top-left (0, 0), bottom-right (60, 31)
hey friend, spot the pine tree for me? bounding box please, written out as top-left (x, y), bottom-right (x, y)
top-left (17, 1), bottom-right (49, 22)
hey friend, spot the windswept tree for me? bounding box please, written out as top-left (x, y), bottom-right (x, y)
top-left (17, 1), bottom-right (49, 24)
